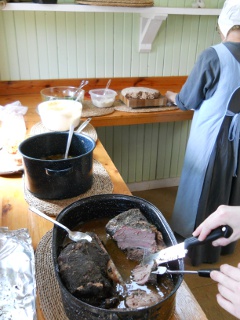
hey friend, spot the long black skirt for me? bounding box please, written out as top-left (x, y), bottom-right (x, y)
top-left (188, 116), bottom-right (240, 266)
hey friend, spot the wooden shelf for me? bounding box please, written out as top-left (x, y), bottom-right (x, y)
top-left (2, 4), bottom-right (220, 15)
top-left (2, 4), bottom-right (221, 52)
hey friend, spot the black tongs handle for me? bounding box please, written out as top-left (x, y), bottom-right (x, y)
top-left (197, 269), bottom-right (220, 277)
top-left (166, 268), bottom-right (220, 277)
top-left (184, 225), bottom-right (233, 250)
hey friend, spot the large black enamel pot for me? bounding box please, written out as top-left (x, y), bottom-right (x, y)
top-left (52, 194), bottom-right (184, 320)
top-left (19, 132), bottom-right (95, 200)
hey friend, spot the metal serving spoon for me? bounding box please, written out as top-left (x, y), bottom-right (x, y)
top-left (76, 117), bottom-right (92, 134)
top-left (75, 80), bottom-right (89, 101)
top-left (29, 206), bottom-right (92, 242)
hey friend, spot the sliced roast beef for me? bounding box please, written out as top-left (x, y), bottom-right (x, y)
top-left (126, 272), bottom-right (175, 308)
top-left (130, 263), bottom-right (157, 285)
top-left (126, 289), bottom-right (162, 308)
top-left (105, 208), bottom-right (165, 261)
top-left (57, 232), bottom-right (124, 308)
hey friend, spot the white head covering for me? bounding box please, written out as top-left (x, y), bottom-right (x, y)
top-left (218, 0), bottom-right (240, 37)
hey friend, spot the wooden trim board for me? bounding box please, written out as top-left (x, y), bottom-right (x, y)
top-left (0, 76), bottom-right (187, 96)
top-left (128, 178), bottom-right (180, 192)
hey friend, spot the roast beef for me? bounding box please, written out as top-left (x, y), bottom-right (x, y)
top-left (57, 232), bottom-right (124, 308)
top-left (130, 263), bottom-right (155, 285)
top-left (126, 289), bottom-right (162, 308)
top-left (58, 210), bottom-right (170, 309)
top-left (105, 208), bottom-right (165, 261)
top-left (126, 271), bottom-right (175, 308)
top-left (106, 209), bottom-right (167, 285)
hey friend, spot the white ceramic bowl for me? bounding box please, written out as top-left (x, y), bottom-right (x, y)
top-left (40, 86), bottom-right (85, 103)
top-left (89, 89), bottom-right (117, 108)
top-left (38, 100), bottom-right (82, 131)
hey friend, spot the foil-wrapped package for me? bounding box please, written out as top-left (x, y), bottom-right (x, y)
top-left (0, 227), bottom-right (36, 320)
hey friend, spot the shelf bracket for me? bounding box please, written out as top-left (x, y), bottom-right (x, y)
top-left (139, 13), bottom-right (168, 53)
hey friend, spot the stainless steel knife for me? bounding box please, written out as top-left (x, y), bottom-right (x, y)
top-left (143, 225), bottom-right (233, 266)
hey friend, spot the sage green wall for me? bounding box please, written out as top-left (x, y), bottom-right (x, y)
top-left (0, 0), bottom-right (224, 185)
top-left (0, 1), bottom-right (223, 80)
top-left (96, 121), bottom-right (191, 184)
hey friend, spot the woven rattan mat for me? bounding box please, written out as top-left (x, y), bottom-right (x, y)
top-left (114, 105), bottom-right (179, 113)
top-left (24, 160), bottom-right (113, 217)
top-left (81, 100), bottom-right (115, 117)
top-left (75, 0), bottom-right (153, 6)
top-left (30, 120), bottom-right (98, 142)
top-left (35, 230), bottom-right (68, 320)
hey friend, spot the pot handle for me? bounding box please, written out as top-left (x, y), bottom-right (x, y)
top-left (45, 166), bottom-right (73, 176)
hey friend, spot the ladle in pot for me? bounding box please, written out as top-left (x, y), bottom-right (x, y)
top-left (64, 118), bottom-right (92, 159)
top-left (64, 123), bottom-right (74, 159)
top-left (29, 206), bottom-right (92, 242)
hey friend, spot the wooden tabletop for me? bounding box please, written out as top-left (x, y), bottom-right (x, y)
top-left (0, 94), bottom-right (206, 319)
top-left (0, 76), bottom-right (193, 128)
top-left (0, 93), bottom-right (193, 128)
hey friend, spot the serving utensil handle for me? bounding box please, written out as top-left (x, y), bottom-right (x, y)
top-left (197, 269), bottom-right (220, 277)
top-left (167, 268), bottom-right (220, 277)
top-left (76, 118), bottom-right (92, 134)
top-left (184, 225), bottom-right (233, 250)
top-left (153, 266), bottom-right (220, 277)
top-left (29, 206), bottom-right (71, 234)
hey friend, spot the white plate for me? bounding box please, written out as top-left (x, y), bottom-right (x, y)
top-left (0, 149), bottom-right (23, 175)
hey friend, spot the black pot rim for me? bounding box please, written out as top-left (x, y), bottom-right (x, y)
top-left (18, 132), bottom-right (96, 161)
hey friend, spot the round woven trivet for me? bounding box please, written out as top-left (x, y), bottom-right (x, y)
top-left (24, 160), bottom-right (113, 217)
top-left (82, 100), bottom-right (115, 117)
top-left (35, 230), bottom-right (68, 320)
top-left (30, 120), bottom-right (98, 142)
top-left (114, 105), bottom-right (179, 113)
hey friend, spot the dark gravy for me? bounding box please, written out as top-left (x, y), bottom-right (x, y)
top-left (41, 154), bottom-right (73, 160)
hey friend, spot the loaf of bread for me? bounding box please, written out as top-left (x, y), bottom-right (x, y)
top-left (121, 87), bottom-right (160, 100)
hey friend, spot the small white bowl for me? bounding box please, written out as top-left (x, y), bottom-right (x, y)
top-left (89, 89), bottom-right (117, 108)
top-left (38, 100), bottom-right (82, 131)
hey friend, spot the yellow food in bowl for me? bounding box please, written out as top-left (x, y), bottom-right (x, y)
top-left (38, 100), bottom-right (82, 131)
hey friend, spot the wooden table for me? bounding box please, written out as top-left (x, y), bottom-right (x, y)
top-left (0, 92), bottom-right (206, 319)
